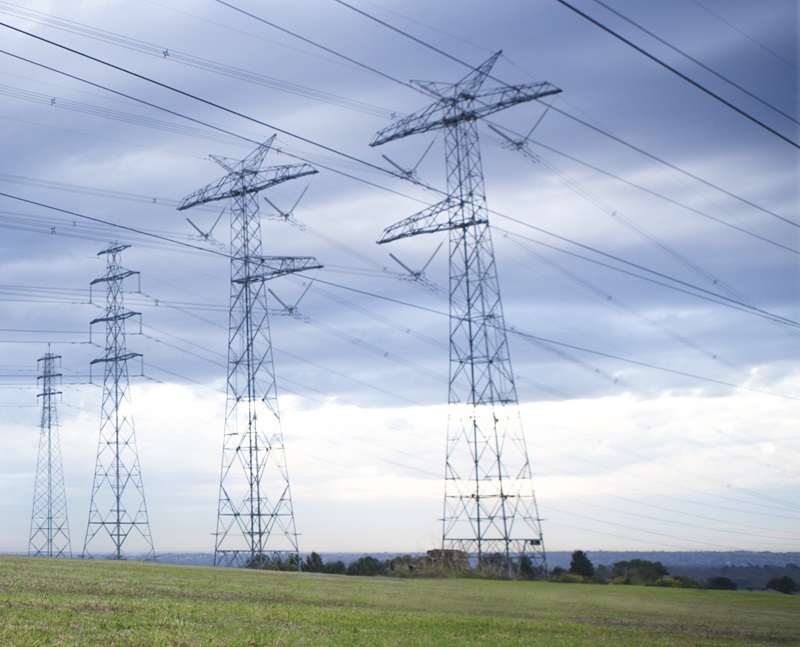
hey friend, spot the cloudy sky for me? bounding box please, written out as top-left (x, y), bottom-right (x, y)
top-left (0, 0), bottom-right (797, 559)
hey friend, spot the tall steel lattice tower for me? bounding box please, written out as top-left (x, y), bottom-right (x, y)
top-left (28, 346), bottom-right (71, 558)
top-left (179, 136), bottom-right (320, 569)
top-left (372, 52), bottom-right (560, 576)
top-left (83, 243), bottom-right (155, 560)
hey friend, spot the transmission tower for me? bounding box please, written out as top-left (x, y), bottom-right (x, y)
top-left (178, 136), bottom-right (320, 569)
top-left (83, 243), bottom-right (155, 560)
top-left (28, 346), bottom-right (71, 558)
top-left (372, 52), bottom-right (560, 576)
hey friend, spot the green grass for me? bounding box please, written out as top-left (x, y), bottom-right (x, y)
top-left (0, 557), bottom-right (797, 646)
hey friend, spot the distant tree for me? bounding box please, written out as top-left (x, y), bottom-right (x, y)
top-left (386, 554), bottom-right (424, 577)
top-left (765, 576), bottom-right (799, 594)
top-left (323, 560), bottom-right (346, 575)
top-left (346, 556), bottom-right (386, 577)
top-left (426, 549), bottom-right (470, 573)
top-left (480, 553), bottom-right (513, 576)
top-left (569, 550), bottom-right (595, 578)
top-left (302, 552), bottom-right (325, 573)
top-left (518, 555), bottom-right (540, 580)
top-left (283, 554), bottom-right (300, 572)
top-left (595, 564), bottom-right (610, 581)
top-left (611, 559), bottom-right (669, 585)
top-left (707, 576), bottom-right (737, 591)
top-left (244, 553), bottom-right (273, 570)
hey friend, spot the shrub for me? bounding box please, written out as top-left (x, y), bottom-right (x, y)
top-left (651, 576), bottom-right (702, 589)
top-left (550, 572), bottom-right (586, 584)
top-left (765, 576), bottom-right (799, 594)
top-left (707, 576), bottom-right (737, 591)
top-left (346, 556), bottom-right (386, 577)
top-left (519, 554), bottom-right (546, 580)
top-left (611, 559), bottom-right (669, 585)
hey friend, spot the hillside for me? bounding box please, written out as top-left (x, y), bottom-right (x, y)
top-left (1, 556), bottom-right (797, 646)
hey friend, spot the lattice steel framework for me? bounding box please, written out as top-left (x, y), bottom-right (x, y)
top-left (83, 244), bottom-right (155, 560)
top-left (28, 347), bottom-right (71, 558)
top-left (179, 136), bottom-right (319, 569)
top-left (373, 52), bottom-right (560, 576)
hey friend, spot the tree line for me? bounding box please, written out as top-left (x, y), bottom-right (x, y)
top-left (246, 549), bottom-right (800, 592)
top-left (551, 550), bottom-right (799, 593)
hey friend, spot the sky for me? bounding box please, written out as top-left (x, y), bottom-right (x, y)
top-left (0, 0), bottom-right (798, 559)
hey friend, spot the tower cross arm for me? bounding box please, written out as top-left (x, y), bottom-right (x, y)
top-left (469, 82), bottom-right (561, 117)
top-left (378, 197), bottom-right (465, 244)
top-left (90, 269), bottom-right (139, 285)
top-left (90, 310), bottom-right (140, 325)
top-left (234, 256), bottom-right (323, 284)
top-left (371, 100), bottom-right (451, 147)
top-left (90, 352), bottom-right (142, 365)
top-left (371, 82), bottom-right (561, 147)
top-left (178, 164), bottom-right (318, 211)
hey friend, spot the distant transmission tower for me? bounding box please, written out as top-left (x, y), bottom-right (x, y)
top-left (372, 52), bottom-right (560, 576)
top-left (179, 136), bottom-right (320, 569)
top-left (28, 346), bottom-right (71, 558)
top-left (83, 243), bottom-right (155, 560)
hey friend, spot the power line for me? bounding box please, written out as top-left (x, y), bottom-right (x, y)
top-left (0, 191), bottom-right (228, 256)
top-left (548, 504), bottom-right (787, 553)
top-left (330, 0), bottom-right (472, 73)
top-left (9, 185), bottom-right (790, 355)
top-left (494, 225), bottom-right (800, 330)
top-left (492, 132), bottom-right (799, 254)
top-left (543, 459), bottom-right (800, 526)
top-left (547, 104), bottom-right (798, 228)
top-left (200, 3), bottom-right (800, 388)
top-left (689, 0), bottom-right (799, 72)
top-left (0, 1), bottom-right (394, 119)
top-left (0, 83), bottom-right (246, 147)
top-left (607, 441), bottom-right (800, 512)
top-left (588, 0), bottom-right (798, 126)
top-left (327, 0), bottom-right (796, 225)
top-left (0, 20), bottom-right (402, 180)
top-left (4, 186), bottom-right (795, 401)
top-left (2, 8), bottom-right (794, 404)
top-left (0, 41), bottom-right (427, 206)
top-left (552, 0), bottom-right (799, 149)
top-left (4, 181), bottom-right (795, 341)
top-left (510, 328), bottom-right (800, 402)
top-left (0, 172), bottom-right (202, 207)
top-left (501, 230), bottom-right (759, 385)
top-left (0, 208), bottom-right (205, 255)
top-left (0, 46), bottom-right (263, 148)
top-left (487, 123), bottom-right (798, 299)
top-left (312, 274), bottom-right (797, 401)
top-left (6, 12), bottom-right (792, 240)
top-left (487, 128), bottom-right (800, 349)
top-left (215, 0), bottom-right (418, 94)
top-left (18, 254), bottom-right (790, 404)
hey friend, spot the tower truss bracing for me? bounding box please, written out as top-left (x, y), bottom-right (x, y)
top-left (28, 346), bottom-right (71, 558)
top-left (83, 244), bottom-right (155, 560)
top-left (179, 136), bottom-right (320, 569)
top-left (373, 52), bottom-right (560, 576)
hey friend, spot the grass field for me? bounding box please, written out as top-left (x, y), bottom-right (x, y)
top-left (0, 556), bottom-right (797, 646)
